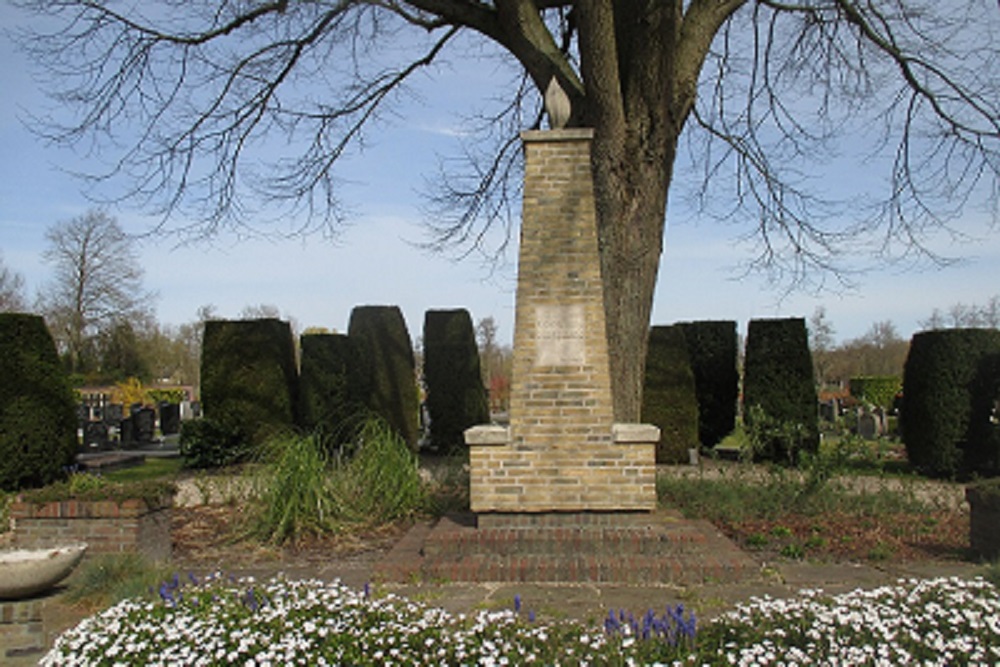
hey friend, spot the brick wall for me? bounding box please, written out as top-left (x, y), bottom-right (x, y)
top-left (0, 599), bottom-right (44, 666)
top-left (468, 129), bottom-right (656, 513)
top-left (10, 497), bottom-right (172, 561)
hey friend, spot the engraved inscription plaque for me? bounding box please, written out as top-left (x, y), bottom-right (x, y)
top-left (535, 304), bottom-right (586, 366)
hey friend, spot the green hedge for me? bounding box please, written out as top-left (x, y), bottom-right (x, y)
top-left (641, 325), bottom-right (699, 463)
top-left (848, 376), bottom-right (902, 410)
top-left (422, 309), bottom-right (489, 455)
top-left (743, 318), bottom-right (819, 462)
top-left (677, 320), bottom-right (738, 448)
top-left (198, 318), bottom-right (298, 459)
top-left (901, 329), bottom-right (1000, 477)
top-left (298, 333), bottom-right (372, 445)
top-left (347, 306), bottom-right (419, 451)
top-left (0, 313), bottom-right (78, 490)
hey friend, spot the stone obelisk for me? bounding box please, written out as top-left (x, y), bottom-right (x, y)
top-left (466, 79), bottom-right (658, 520)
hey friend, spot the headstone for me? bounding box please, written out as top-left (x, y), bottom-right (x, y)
top-left (132, 407), bottom-right (156, 444)
top-left (105, 403), bottom-right (124, 426)
top-left (119, 417), bottom-right (134, 447)
top-left (465, 129), bottom-right (658, 516)
top-left (858, 410), bottom-right (881, 440)
top-left (83, 421), bottom-right (109, 450)
top-left (159, 403), bottom-right (181, 435)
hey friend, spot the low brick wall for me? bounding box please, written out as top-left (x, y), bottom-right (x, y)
top-left (10, 496), bottom-right (172, 561)
top-left (0, 598), bottom-right (45, 666)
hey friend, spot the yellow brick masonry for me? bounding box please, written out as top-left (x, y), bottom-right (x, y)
top-left (467, 129), bottom-right (657, 513)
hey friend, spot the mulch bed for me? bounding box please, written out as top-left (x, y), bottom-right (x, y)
top-left (719, 509), bottom-right (970, 563)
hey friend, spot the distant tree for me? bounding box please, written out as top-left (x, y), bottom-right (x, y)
top-left (921, 296), bottom-right (1000, 330)
top-left (476, 316), bottom-right (512, 412)
top-left (809, 307), bottom-right (836, 390)
top-left (16, 0), bottom-right (999, 421)
top-left (0, 253), bottom-right (27, 313)
top-left (37, 210), bottom-right (154, 375)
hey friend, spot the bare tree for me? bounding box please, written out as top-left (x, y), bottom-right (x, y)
top-left (14, 1), bottom-right (1000, 419)
top-left (921, 295), bottom-right (1000, 330)
top-left (808, 306), bottom-right (836, 389)
top-left (38, 210), bottom-right (155, 373)
top-left (0, 253), bottom-right (28, 313)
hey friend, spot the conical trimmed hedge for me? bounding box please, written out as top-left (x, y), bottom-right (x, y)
top-left (298, 333), bottom-right (372, 445)
top-left (199, 318), bottom-right (298, 454)
top-left (743, 317), bottom-right (819, 462)
top-left (423, 309), bottom-right (489, 455)
top-left (678, 320), bottom-right (738, 449)
top-left (0, 313), bottom-right (78, 490)
top-left (641, 325), bottom-right (699, 463)
top-left (901, 328), bottom-right (1000, 477)
top-left (348, 306), bottom-right (419, 451)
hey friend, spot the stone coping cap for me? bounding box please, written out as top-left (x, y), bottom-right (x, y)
top-left (465, 423), bottom-right (659, 445)
top-left (521, 128), bottom-right (594, 143)
top-left (464, 425), bottom-right (510, 446)
top-left (612, 423), bottom-right (660, 444)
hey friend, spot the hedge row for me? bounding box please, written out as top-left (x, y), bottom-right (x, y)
top-left (189, 306), bottom-right (434, 466)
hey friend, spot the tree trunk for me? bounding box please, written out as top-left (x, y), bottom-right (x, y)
top-left (591, 133), bottom-right (675, 422)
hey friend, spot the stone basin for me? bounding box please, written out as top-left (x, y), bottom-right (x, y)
top-left (0, 543), bottom-right (88, 600)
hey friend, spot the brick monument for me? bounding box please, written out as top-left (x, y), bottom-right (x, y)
top-left (465, 126), bottom-right (658, 519)
top-left (374, 105), bottom-right (755, 583)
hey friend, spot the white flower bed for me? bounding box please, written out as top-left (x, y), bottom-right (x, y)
top-left (706, 576), bottom-right (1000, 666)
top-left (41, 575), bottom-right (1000, 666)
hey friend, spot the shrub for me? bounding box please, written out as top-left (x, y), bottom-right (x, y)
top-left (848, 375), bottom-right (902, 410)
top-left (178, 418), bottom-right (249, 469)
top-left (298, 333), bottom-right (371, 449)
top-left (743, 317), bottom-right (819, 462)
top-left (422, 309), bottom-right (489, 455)
top-left (902, 328), bottom-right (1000, 477)
top-left (347, 306), bottom-right (419, 450)
top-left (677, 320), bottom-right (739, 448)
top-left (641, 325), bottom-right (699, 463)
top-left (200, 318), bottom-right (298, 457)
top-left (0, 313), bottom-right (78, 491)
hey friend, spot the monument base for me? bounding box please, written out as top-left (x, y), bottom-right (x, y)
top-left (373, 510), bottom-right (757, 584)
top-left (466, 423), bottom-right (658, 513)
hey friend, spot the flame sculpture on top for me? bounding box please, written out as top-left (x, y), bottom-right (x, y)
top-left (544, 76), bottom-right (571, 130)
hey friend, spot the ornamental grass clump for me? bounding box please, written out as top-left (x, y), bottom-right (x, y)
top-left (244, 416), bottom-right (428, 544)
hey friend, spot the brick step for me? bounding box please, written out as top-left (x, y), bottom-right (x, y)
top-left (423, 526), bottom-right (710, 558)
top-left (374, 513), bottom-right (759, 584)
top-left (417, 552), bottom-right (753, 584)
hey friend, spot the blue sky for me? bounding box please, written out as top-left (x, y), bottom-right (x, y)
top-left (2, 5), bottom-right (998, 346)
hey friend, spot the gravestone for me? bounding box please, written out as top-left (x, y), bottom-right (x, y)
top-left (130, 408), bottom-right (156, 445)
top-left (105, 403), bottom-right (124, 426)
top-left (819, 399), bottom-right (838, 423)
top-left (465, 127), bottom-right (658, 518)
top-left (83, 421), bottom-right (109, 450)
top-left (858, 410), bottom-right (881, 440)
top-left (159, 403), bottom-right (181, 435)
